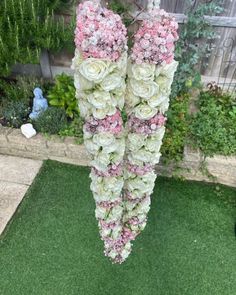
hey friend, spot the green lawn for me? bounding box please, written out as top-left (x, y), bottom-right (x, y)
top-left (0, 160), bottom-right (235, 295)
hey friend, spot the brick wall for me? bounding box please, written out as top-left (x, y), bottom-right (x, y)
top-left (1, 126), bottom-right (235, 187)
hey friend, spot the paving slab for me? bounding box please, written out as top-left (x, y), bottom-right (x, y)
top-left (0, 181), bottom-right (29, 235)
top-left (0, 155), bottom-right (42, 235)
top-left (0, 155), bottom-right (42, 185)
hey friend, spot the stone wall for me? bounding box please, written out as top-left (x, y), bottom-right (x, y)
top-left (0, 126), bottom-right (235, 187)
top-left (0, 127), bottom-right (89, 167)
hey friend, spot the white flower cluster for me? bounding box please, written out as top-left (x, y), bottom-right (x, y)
top-left (73, 50), bottom-right (127, 120)
top-left (127, 127), bottom-right (165, 166)
top-left (126, 59), bottom-right (178, 117)
top-left (72, 49), bottom-right (128, 261)
top-left (123, 59), bottom-right (179, 244)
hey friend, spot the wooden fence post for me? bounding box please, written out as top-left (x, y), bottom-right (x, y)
top-left (40, 49), bottom-right (52, 79)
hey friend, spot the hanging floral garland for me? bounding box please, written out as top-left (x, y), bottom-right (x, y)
top-left (72, 0), bottom-right (129, 263)
top-left (73, 0), bottom-right (179, 264)
top-left (120, 7), bottom-right (179, 261)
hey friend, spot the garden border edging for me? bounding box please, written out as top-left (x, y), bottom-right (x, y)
top-left (0, 126), bottom-right (235, 187)
top-left (0, 126), bottom-right (89, 167)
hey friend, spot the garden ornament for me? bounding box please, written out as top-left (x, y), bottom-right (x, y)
top-left (21, 123), bottom-right (37, 139)
top-left (29, 88), bottom-right (48, 120)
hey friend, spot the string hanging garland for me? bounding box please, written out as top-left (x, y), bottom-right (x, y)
top-left (73, 0), bottom-right (179, 264)
top-left (73, 0), bottom-right (129, 263)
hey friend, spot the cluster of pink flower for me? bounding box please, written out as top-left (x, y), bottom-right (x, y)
top-left (127, 162), bottom-right (155, 176)
top-left (85, 110), bottom-right (123, 135)
top-left (127, 113), bottom-right (166, 134)
top-left (75, 1), bottom-right (127, 61)
top-left (97, 200), bottom-right (122, 210)
top-left (92, 163), bottom-right (123, 177)
top-left (99, 220), bottom-right (118, 230)
top-left (124, 191), bottom-right (148, 204)
top-left (104, 227), bottom-right (137, 264)
top-left (128, 216), bottom-right (147, 226)
top-left (131, 9), bottom-right (178, 64)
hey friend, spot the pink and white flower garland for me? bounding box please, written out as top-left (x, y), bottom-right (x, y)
top-left (72, 1), bottom-right (129, 263)
top-left (73, 1), bottom-right (179, 264)
top-left (120, 9), bottom-right (179, 259)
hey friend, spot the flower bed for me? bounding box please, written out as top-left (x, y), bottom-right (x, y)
top-left (0, 127), bottom-right (88, 166)
top-left (1, 126), bottom-right (235, 188)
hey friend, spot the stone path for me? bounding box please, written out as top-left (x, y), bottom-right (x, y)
top-left (0, 155), bottom-right (42, 235)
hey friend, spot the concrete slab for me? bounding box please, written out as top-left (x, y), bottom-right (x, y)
top-left (0, 155), bottom-right (42, 235)
top-left (0, 155), bottom-right (42, 185)
top-left (0, 181), bottom-right (29, 235)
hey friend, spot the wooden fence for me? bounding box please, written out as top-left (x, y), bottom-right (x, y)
top-left (131, 0), bottom-right (236, 91)
top-left (11, 0), bottom-right (236, 91)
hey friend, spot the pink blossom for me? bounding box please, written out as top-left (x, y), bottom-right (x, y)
top-left (131, 9), bottom-right (178, 65)
top-left (75, 1), bottom-right (127, 61)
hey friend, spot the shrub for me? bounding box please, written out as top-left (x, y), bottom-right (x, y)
top-left (48, 73), bottom-right (77, 118)
top-left (161, 0), bottom-right (223, 163)
top-left (59, 114), bottom-right (84, 144)
top-left (189, 89), bottom-right (236, 157)
top-left (2, 100), bottom-right (30, 128)
top-left (33, 107), bottom-right (67, 134)
top-left (0, 0), bottom-right (74, 76)
top-left (0, 76), bottom-right (51, 104)
top-left (161, 93), bottom-right (190, 163)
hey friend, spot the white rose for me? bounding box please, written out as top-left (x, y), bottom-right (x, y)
top-left (74, 73), bottom-right (94, 91)
top-left (78, 99), bottom-right (91, 118)
top-left (147, 94), bottom-right (168, 108)
top-left (111, 151), bottom-right (125, 165)
top-left (156, 75), bottom-right (173, 95)
top-left (110, 205), bottom-right (123, 221)
top-left (130, 79), bottom-right (159, 98)
top-left (84, 139), bottom-right (99, 155)
top-left (159, 60), bottom-right (179, 78)
top-left (104, 177), bottom-right (124, 194)
top-left (116, 94), bottom-right (125, 110)
top-left (131, 149), bottom-right (153, 163)
top-left (93, 133), bottom-right (115, 147)
top-left (155, 126), bottom-right (166, 140)
top-left (71, 49), bottom-right (83, 70)
top-left (159, 98), bottom-right (170, 113)
top-left (145, 136), bottom-right (162, 152)
top-left (79, 58), bottom-right (109, 83)
top-left (87, 90), bottom-right (111, 109)
top-left (127, 133), bottom-right (145, 151)
top-left (129, 150), bottom-right (161, 164)
top-left (125, 86), bottom-right (140, 109)
top-left (100, 73), bottom-right (123, 92)
top-left (129, 61), bottom-right (155, 81)
top-left (137, 197), bottom-right (151, 214)
top-left (83, 126), bottom-right (93, 140)
top-left (112, 80), bottom-right (126, 97)
top-left (91, 152), bottom-right (110, 171)
top-left (92, 105), bottom-right (116, 120)
top-left (103, 138), bottom-right (125, 154)
top-left (117, 51), bottom-right (128, 76)
top-left (134, 104), bottom-right (157, 120)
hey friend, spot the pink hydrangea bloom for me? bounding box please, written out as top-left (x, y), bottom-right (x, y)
top-left (127, 113), bottom-right (167, 135)
top-left (75, 1), bottom-right (127, 61)
top-left (85, 109), bottom-right (123, 135)
top-left (131, 9), bottom-right (178, 65)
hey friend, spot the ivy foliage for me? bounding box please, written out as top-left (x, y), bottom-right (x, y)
top-left (161, 0), bottom-right (224, 163)
top-left (171, 0), bottom-right (224, 98)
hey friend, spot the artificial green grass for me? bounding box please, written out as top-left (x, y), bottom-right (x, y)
top-left (0, 160), bottom-right (235, 295)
